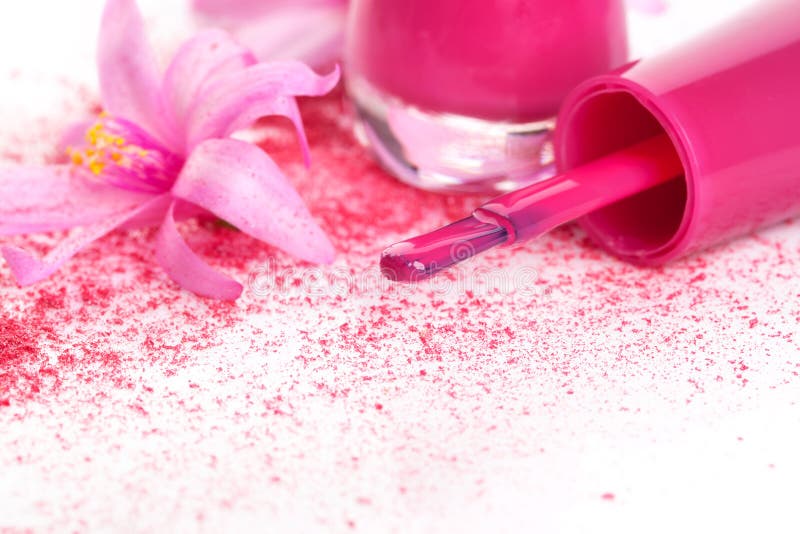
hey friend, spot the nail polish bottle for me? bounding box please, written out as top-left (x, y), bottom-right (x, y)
top-left (345, 0), bottom-right (629, 193)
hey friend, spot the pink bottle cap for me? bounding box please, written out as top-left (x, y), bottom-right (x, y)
top-left (555, 0), bottom-right (800, 265)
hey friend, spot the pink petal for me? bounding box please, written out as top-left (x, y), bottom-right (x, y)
top-left (2, 194), bottom-right (171, 286)
top-left (162, 29), bottom-right (256, 145)
top-left (185, 61), bottom-right (340, 155)
top-left (154, 201), bottom-right (243, 300)
top-left (98, 0), bottom-right (179, 150)
top-left (171, 139), bottom-right (334, 264)
top-left (0, 165), bottom-right (154, 236)
top-left (120, 200), bottom-right (207, 231)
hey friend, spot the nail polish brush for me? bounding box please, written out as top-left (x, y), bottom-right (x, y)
top-left (381, 134), bottom-right (681, 281)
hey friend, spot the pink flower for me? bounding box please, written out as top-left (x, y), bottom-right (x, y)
top-left (0, 0), bottom-right (340, 300)
top-left (192, 0), bottom-right (348, 70)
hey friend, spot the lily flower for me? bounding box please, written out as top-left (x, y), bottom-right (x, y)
top-left (0, 0), bottom-right (340, 300)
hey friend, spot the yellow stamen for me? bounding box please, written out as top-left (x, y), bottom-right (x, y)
top-left (67, 148), bottom-right (84, 166)
top-left (67, 114), bottom-right (151, 177)
top-left (88, 159), bottom-right (106, 176)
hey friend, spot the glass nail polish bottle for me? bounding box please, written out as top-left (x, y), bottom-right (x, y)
top-left (345, 0), bottom-right (629, 193)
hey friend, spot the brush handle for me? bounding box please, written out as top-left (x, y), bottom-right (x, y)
top-left (380, 134), bottom-right (684, 282)
top-left (474, 134), bottom-right (683, 244)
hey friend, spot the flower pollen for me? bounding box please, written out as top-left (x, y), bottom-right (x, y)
top-left (67, 113), bottom-right (156, 180)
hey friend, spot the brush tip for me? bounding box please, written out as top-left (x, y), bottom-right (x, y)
top-left (379, 216), bottom-right (508, 283)
top-left (380, 242), bottom-right (433, 283)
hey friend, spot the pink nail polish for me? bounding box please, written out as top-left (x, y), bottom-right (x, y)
top-left (345, 0), bottom-right (629, 193)
top-left (381, 0), bottom-right (800, 279)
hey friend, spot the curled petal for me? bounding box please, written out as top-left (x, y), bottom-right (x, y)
top-left (154, 201), bottom-right (243, 300)
top-left (98, 0), bottom-right (179, 149)
top-left (185, 61), bottom-right (340, 153)
top-left (2, 194), bottom-right (170, 286)
top-left (0, 165), bottom-right (154, 236)
top-left (121, 200), bottom-right (206, 231)
top-left (162, 29), bottom-right (257, 142)
top-left (228, 95), bottom-right (312, 167)
top-left (171, 138), bottom-right (334, 264)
